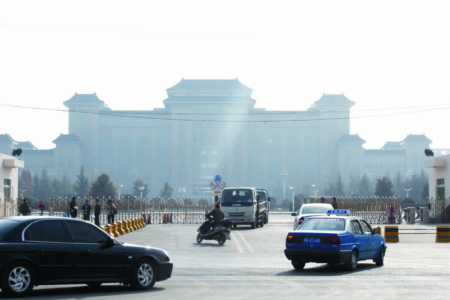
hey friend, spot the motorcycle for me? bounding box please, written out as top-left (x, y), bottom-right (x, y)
top-left (196, 217), bottom-right (232, 245)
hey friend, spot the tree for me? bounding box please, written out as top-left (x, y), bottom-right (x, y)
top-left (160, 182), bottom-right (174, 198)
top-left (38, 169), bottom-right (52, 201)
top-left (132, 179), bottom-right (149, 198)
top-left (19, 170), bottom-right (33, 198)
top-left (375, 176), bottom-right (394, 197)
top-left (359, 173), bottom-right (372, 196)
top-left (74, 167), bottom-right (90, 198)
top-left (89, 173), bottom-right (116, 199)
top-left (393, 171), bottom-right (403, 197)
top-left (328, 173), bottom-right (345, 197)
top-left (421, 181), bottom-right (429, 202)
top-left (60, 174), bottom-right (74, 198)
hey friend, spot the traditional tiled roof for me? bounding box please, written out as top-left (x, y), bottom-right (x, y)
top-left (401, 134), bottom-right (432, 144)
top-left (310, 93), bottom-right (355, 109)
top-left (16, 141), bottom-right (37, 150)
top-left (64, 93), bottom-right (105, 106)
top-left (365, 149), bottom-right (405, 155)
top-left (52, 134), bottom-right (81, 144)
top-left (0, 134), bottom-right (17, 143)
top-left (166, 78), bottom-right (252, 95)
top-left (338, 134), bottom-right (366, 144)
top-left (381, 141), bottom-right (402, 150)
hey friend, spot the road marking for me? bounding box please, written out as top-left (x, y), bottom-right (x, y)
top-left (235, 231), bottom-right (255, 254)
top-left (232, 232), bottom-right (244, 253)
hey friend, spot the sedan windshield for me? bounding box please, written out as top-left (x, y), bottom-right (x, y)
top-left (302, 206), bottom-right (332, 214)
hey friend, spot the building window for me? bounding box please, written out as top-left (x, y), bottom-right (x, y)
top-left (436, 178), bottom-right (445, 199)
top-left (3, 179), bottom-right (11, 201)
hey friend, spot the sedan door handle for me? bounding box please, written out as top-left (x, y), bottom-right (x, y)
top-left (355, 237), bottom-right (358, 240)
top-left (80, 249), bottom-right (91, 254)
top-left (33, 248), bottom-right (45, 253)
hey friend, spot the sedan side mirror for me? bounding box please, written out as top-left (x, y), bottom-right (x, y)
top-left (291, 213), bottom-right (297, 216)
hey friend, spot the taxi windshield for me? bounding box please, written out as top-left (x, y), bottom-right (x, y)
top-left (299, 218), bottom-right (345, 231)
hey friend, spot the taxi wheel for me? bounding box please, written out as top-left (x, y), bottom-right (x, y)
top-left (292, 261), bottom-right (305, 270)
top-left (375, 247), bottom-right (385, 266)
top-left (345, 251), bottom-right (358, 271)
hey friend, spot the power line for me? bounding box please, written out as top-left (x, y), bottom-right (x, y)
top-left (0, 103), bottom-right (449, 123)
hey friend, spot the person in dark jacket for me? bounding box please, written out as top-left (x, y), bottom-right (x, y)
top-left (69, 196), bottom-right (78, 218)
top-left (81, 199), bottom-right (92, 221)
top-left (19, 198), bottom-right (31, 216)
top-left (94, 198), bottom-right (101, 226)
top-left (200, 202), bottom-right (224, 234)
top-left (332, 197), bottom-right (338, 209)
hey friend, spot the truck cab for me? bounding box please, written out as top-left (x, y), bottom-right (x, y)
top-left (256, 189), bottom-right (271, 224)
top-left (221, 187), bottom-right (266, 229)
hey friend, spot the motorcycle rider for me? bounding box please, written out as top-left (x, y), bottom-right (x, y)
top-left (200, 201), bottom-right (224, 234)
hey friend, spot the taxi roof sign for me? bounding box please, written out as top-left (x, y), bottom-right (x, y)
top-left (327, 209), bottom-right (351, 216)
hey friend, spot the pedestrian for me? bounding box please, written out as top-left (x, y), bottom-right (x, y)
top-left (320, 197), bottom-right (325, 203)
top-left (332, 197), bottom-right (338, 209)
top-left (94, 198), bottom-right (101, 226)
top-left (38, 200), bottom-right (45, 216)
top-left (81, 199), bottom-right (92, 221)
top-left (106, 199), bottom-right (117, 224)
top-left (19, 198), bottom-right (31, 216)
top-left (69, 196), bottom-right (78, 218)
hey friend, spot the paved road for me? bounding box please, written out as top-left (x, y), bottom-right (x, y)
top-left (9, 213), bottom-right (450, 300)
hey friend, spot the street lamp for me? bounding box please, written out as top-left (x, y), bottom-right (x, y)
top-left (290, 187), bottom-right (295, 212)
top-left (280, 168), bottom-right (288, 200)
top-left (403, 188), bottom-right (412, 198)
top-left (117, 184), bottom-right (123, 200)
top-left (312, 184), bottom-right (319, 199)
top-left (138, 186), bottom-right (145, 213)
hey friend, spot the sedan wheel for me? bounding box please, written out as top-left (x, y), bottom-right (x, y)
top-left (131, 260), bottom-right (156, 290)
top-left (2, 262), bottom-right (35, 297)
top-left (375, 246), bottom-right (385, 266)
top-left (292, 261), bottom-right (305, 270)
top-left (345, 251), bottom-right (358, 271)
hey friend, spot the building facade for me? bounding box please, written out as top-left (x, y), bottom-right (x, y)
top-left (0, 79), bottom-right (438, 199)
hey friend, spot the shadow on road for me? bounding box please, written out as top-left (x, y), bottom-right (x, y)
top-left (192, 242), bottom-right (225, 247)
top-left (2, 284), bottom-right (167, 299)
top-left (276, 263), bottom-right (381, 277)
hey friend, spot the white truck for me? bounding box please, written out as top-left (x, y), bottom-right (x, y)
top-left (221, 187), bottom-right (267, 229)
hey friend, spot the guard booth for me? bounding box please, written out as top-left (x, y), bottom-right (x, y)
top-left (406, 207), bottom-right (416, 224)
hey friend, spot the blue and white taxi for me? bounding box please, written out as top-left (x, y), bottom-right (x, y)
top-left (284, 209), bottom-right (386, 271)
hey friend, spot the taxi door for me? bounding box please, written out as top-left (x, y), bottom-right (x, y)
top-left (350, 220), bottom-right (368, 260)
top-left (360, 220), bottom-right (380, 259)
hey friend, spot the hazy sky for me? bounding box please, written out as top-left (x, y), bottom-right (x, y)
top-left (1, 0), bottom-right (449, 150)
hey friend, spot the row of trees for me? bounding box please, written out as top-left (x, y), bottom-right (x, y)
top-left (19, 167), bottom-right (174, 209)
top-left (275, 172), bottom-right (429, 212)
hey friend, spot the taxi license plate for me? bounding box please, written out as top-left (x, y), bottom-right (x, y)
top-left (304, 237), bottom-right (321, 244)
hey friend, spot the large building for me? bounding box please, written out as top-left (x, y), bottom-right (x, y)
top-left (0, 79), bottom-right (439, 198)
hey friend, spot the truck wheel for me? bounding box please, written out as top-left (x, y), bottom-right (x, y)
top-left (260, 218), bottom-right (264, 228)
top-left (264, 214), bottom-right (269, 224)
top-left (251, 220), bottom-right (256, 229)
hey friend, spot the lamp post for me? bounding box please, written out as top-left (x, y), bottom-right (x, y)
top-left (117, 185), bottom-right (123, 200)
top-left (290, 187), bottom-right (295, 212)
top-left (280, 168), bottom-right (288, 200)
top-left (312, 184), bottom-right (319, 199)
top-left (138, 186), bottom-right (145, 213)
top-left (403, 188), bottom-right (412, 198)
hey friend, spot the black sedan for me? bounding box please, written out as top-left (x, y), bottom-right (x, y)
top-left (0, 217), bottom-right (173, 297)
